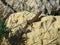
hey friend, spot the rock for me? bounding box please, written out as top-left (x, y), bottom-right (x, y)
top-left (1, 38), bottom-right (8, 45)
top-left (5, 11), bottom-right (37, 45)
top-left (0, 0), bottom-right (60, 19)
top-left (0, 0), bottom-right (14, 20)
top-left (0, 0), bottom-right (60, 45)
top-left (6, 0), bottom-right (60, 15)
top-left (5, 11), bottom-right (60, 45)
top-left (3, 11), bottom-right (60, 45)
top-left (26, 16), bottom-right (60, 45)
top-left (6, 11), bottom-right (36, 36)
top-left (5, 0), bottom-right (41, 14)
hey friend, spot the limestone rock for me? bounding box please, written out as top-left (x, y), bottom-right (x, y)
top-left (26, 16), bottom-right (60, 45)
top-left (6, 11), bottom-right (35, 36)
top-left (0, 0), bottom-right (14, 19)
top-left (0, 0), bottom-right (60, 18)
top-left (5, 0), bottom-right (60, 15)
top-left (4, 12), bottom-right (60, 45)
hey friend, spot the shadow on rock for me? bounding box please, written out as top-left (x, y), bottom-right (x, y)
top-left (8, 29), bottom-right (31, 45)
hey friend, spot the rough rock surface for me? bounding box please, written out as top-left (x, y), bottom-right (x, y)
top-left (6, 11), bottom-right (36, 35)
top-left (5, 0), bottom-right (60, 14)
top-left (26, 16), bottom-right (60, 45)
top-left (0, 0), bottom-right (60, 20)
top-left (0, 0), bottom-right (60, 45)
top-left (0, 0), bottom-right (14, 19)
top-left (4, 11), bottom-right (60, 45)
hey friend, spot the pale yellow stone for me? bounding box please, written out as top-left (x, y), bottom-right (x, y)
top-left (5, 11), bottom-right (60, 45)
